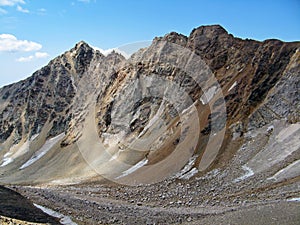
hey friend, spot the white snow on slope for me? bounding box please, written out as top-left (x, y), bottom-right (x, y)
top-left (172, 155), bottom-right (198, 179)
top-left (228, 81), bottom-right (237, 92)
top-left (0, 141), bottom-right (30, 167)
top-left (116, 158), bottom-right (148, 179)
top-left (233, 165), bottom-right (254, 183)
top-left (30, 133), bottom-right (40, 141)
top-left (287, 197), bottom-right (300, 202)
top-left (0, 155), bottom-right (13, 167)
top-left (179, 167), bottom-right (198, 179)
top-left (34, 203), bottom-right (77, 225)
top-left (20, 133), bottom-right (65, 170)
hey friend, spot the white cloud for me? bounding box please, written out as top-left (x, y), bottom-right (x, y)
top-left (17, 52), bottom-right (49, 62)
top-left (16, 5), bottom-right (28, 13)
top-left (0, 34), bottom-right (42, 52)
top-left (35, 51), bottom-right (49, 58)
top-left (0, 7), bottom-right (7, 14)
top-left (0, 0), bottom-right (25, 6)
top-left (16, 55), bottom-right (33, 62)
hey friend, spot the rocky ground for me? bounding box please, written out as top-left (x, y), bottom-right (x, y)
top-left (3, 119), bottom-right (300, 225)
top-left (9, 166), bottom-right (300, 225)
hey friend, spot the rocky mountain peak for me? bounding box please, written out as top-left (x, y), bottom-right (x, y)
top-left (153, 25), bottom-right (230, 49)
top-left (72, 40), bottom-right (94, 53)
top-left (190, 24), bottom-right (228, 37)
top-left (161, 31), bottom-right (188, 46)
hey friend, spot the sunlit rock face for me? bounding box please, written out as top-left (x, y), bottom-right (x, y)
top-left (0, 25), bottom-right (299, 186)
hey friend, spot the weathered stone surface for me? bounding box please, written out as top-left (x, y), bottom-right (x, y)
top-left (0, 25), bottom-right (299, 187)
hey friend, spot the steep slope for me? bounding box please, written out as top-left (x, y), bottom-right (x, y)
top-left (0, 25), bottom-right (299, 188)
top-left (0, 42), bottom-right (125, 183)
top-left (0, 41), bottom-right (99, 143)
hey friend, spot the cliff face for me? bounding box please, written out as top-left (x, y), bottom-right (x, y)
top-left (0, 41), bottom-right (101, 143)
top-left (0, 25), bottom-right (299, 186)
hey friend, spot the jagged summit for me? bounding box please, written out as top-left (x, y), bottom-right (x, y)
top-left (190, 24), bottom-right (229, 37)
top-left (71, 40), bottom-right (98, 55)
top-left (155, 24), bottom-right (229, 47)
top-left (75, 40), bottom-right (90, 47)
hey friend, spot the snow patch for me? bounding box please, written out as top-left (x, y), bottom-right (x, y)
top-left (172, 155), bottom-right (198, 179)
top-left (287, 197), bottom-right (300, 202)
top-left (34, 204), bottom-right (77, 225)
top-left (179, 168), bottom-right (198, 179)
top-left (181, 101), bottom-right (197, 116)
top-left (0, 156), bottom-right (13, 167)
top-left (0, 141), bottom-right (30, 167)
top-left (30, 133), bottom-right (40, 141)
top-left (116, 158), bottom-right (148, 179)
top-left (20, 133), bottom-right (65, 169)
top-left (233, 165), bottom-right (254, 183)
top-left (228, 81), bottom-right (237, 92)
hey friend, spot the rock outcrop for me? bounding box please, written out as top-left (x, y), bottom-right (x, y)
top-left (0, 25), bottom-right (299, 186)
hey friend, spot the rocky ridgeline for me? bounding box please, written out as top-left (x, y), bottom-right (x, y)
top-left (0, 25), bottom-right (299, 184)
top-left (0, 41), bottom-right (100, 143)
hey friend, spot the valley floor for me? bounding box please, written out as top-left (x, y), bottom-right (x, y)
top-left (8, 175), bottom-right (300, 225)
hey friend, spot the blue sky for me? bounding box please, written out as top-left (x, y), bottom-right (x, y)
top-left (0, 0), bottom-right (299, 87)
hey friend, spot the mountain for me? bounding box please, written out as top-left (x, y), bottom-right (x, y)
top-left (0, 25), bottom-right (299, 224)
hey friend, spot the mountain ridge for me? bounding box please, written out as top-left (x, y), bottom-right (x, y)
top-left (0, 24), bottom-right (299, 187)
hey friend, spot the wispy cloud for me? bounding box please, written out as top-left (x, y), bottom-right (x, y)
top-left (16, 5), bottom-right (28, 13)
top-left (0, 0), bottom-right (28, 14)
top-left (35, 51), bottom-right (49, 58)
top-left (0, 0), bottom-right (25, 6)
top-left (0, 34), bottom-right (41, 52)
top-left (17, 52), bottom-right (49, 62)
top-left (38, 8), bottom-right (46, 12)
top-left (16, 55), bottom-right (33, 62)
top-left (77, 0), bottom-right (96, 3)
